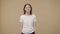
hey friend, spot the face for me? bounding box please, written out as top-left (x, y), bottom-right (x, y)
top-left (25, 5), bottom-right (31, 13)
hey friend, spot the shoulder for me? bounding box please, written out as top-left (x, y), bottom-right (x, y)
top-left (32, 14), bottom-right (36, 17)
top-left (20, 15), bottom-right (25, 18)
top-left (32, 14), bottom-right (36, 18)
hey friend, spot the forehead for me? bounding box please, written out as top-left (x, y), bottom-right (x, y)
top-left (25, 5), bottom-right (30, 7)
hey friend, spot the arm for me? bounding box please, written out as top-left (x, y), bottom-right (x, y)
top-left (20, 22), bottom-right (23, 33)
top-left (33, 15), bottom-right (37, 34)
top-left (33, 22), bottom-right (36, 34)
top-left (19, 15), bottom-right (23, 33)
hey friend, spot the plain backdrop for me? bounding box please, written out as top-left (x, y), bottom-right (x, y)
top-left (0, 0), bottom-right (60, 34)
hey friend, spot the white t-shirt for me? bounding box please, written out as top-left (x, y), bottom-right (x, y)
top-left (19, 14), bottom-right (36, 33)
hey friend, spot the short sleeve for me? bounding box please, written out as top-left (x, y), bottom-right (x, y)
top-left (33, 15), bottom-right (37, 22)
top-left (19, 15), bottom-right (23, 23)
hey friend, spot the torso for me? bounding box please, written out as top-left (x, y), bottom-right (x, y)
top-left (20, 14), bottom-right (36, 33)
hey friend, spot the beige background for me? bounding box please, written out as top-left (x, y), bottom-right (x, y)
top-left (0, 0), bottom-right (60, 34)
top-left (0, 0), bottom-right (1, 34)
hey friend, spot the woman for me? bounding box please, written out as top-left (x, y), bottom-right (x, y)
top-left (19, 4), bottom-right (36, 34)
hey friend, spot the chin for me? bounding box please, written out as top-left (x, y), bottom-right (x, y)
top-left (26, 11), bottom-right (30, 12)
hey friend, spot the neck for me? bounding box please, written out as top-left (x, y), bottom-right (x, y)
top-left (25, 12), bottom-right (30, 15)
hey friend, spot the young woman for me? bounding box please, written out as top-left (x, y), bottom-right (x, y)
top-left (19, 4), bottom-right (36, 34)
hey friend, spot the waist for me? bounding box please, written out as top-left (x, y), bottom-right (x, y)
top-left (23, 25), bottom-right (33, 28)
top-left (22, 28), bottom-right (35, 33)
